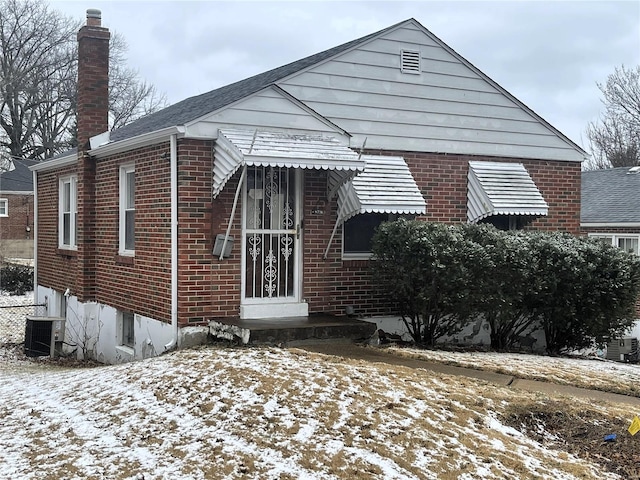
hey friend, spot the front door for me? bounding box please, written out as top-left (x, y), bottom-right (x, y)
top-left (240, 166), bottom-right (306, 318)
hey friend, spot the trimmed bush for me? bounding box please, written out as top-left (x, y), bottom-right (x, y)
top-left (371, 220), bottom-right (487, 346)
top-left (0, 263), bottom-right (33, 295)
top-left (371, 220), bottom-right (640, 354)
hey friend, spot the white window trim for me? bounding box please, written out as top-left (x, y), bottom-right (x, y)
top-left (0, 198), bottom-right (7, 217)
top-left (58, 176), bottom-right (77, 249)
top-left (119, 164), bottom-right (135, 256)
top-left (588, 233), bottom-right (640, 255)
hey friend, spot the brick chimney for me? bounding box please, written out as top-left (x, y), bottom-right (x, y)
top-left (76, 9), bottom-right (110, 302)
top-left (77, 8), bottom-right (110, 150)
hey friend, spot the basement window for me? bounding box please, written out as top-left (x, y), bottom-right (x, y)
top-left (119, 311), bottom-right (135, 348)
top-left (400, 49), bottom-right (421, 74)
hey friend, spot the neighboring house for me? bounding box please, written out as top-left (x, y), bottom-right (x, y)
top-left (0, 158), bottom-right (37, 261)
top-left (31, 11), bottom-right (587, 363)
top-left (581, 166), bottom-right (640, 336)
top-left (581, 166), bottom-right (640, 254)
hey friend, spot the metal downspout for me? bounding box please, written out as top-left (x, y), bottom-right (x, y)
top-left (32, 170), bottom-right (38, 305)
top-left (165, 134), bottom-right (179, 350)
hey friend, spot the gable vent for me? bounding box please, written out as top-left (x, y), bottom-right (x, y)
top-left (400, 49), bottom-right (421, 74)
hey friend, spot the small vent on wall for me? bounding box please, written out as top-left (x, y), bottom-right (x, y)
top-left (401, 49), bottom-right (421, 74)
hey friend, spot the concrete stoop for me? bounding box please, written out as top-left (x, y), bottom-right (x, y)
top-left (209, 315), bottom-right (377, 346)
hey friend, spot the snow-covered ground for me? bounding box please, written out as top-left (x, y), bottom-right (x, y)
top-left (384, 347), bottom-right (640, 397)
top-left (0, 345), bottom-right (633, 479)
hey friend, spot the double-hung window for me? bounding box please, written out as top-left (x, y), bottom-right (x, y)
top-left (0, 199), bottom-right (7, 217)
top-left (589, 234), bottom-right (640, 255)
top-left (119, 165), bottom-right (135, 254)
top-left (59, 176), bottom-right (77, 249)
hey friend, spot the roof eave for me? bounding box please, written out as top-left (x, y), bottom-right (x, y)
top-left (581, 222), bottom-right (640, 228)
top-left (89, 126), bottom-right (187, 159)
top-left (30, 154), bottom-right (76, 172)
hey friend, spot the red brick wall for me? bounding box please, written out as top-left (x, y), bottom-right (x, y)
top-left (0, 194), bottom-right (33, 240)
top-left (92, 143), bottom-right (172, 323)
top-left (301, 151), bottom-right (582, 317)
top-left (36, 141), bottom-right (584, 322)
top-left (364, 150), bottom-right (582, 233)
top-left (35, 165), bottom-right (79, 293)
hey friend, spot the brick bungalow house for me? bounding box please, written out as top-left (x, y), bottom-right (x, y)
top-left (0, 158), bottom-right (37, 261)
top-left (31, 11), bottom-right (587, 363)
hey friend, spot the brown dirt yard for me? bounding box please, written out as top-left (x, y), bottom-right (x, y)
top-left (1, 343), bottom-right (640, 479)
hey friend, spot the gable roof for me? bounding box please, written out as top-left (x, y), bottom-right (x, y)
top-left (581, 167), bottom-right (640, 224)
top-left (110, 21), bottom-right (404, 143)
top-left (102, 18), bottom-right (585, 163)
top-left (0, 159), bottom-right (38, 192)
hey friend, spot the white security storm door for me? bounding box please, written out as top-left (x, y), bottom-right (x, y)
top-left (241, 166), bottom-right (306, 319)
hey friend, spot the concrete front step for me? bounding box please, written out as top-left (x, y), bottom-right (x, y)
top-left (209, 315), bottom-right (377, 346)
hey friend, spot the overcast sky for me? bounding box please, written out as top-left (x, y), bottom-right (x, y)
top-left (50, 0), bottom-right (639, 150)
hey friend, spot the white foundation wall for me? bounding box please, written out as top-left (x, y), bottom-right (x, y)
top-left (36, 285), bottom-right (178, 364)
top-left (365, 314), bottom-right (546, 352)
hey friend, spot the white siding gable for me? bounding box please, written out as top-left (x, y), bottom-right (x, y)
top-left (279, 20), bottom-right (585, 162)
top-left (186, 86), bottom-right (350, 141)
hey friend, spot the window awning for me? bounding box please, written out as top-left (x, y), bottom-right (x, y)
top-left (323, 155), bottom-right (425, 259)
top-left (467, 161), bottom-right (548, 223)
top-left (336, 155), bottom-right (426, 223)
top-left (213, 128), bottom-right (365, 198)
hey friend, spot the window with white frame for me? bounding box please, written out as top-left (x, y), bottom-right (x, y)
top-left (59, 176), bottom-right (77, 248)
top-left (0, 199), bottom-right (7, 217)
top-left (589, 234), bottom-right (640, 255)
top-left (119, 165), bottom-right (135, 254)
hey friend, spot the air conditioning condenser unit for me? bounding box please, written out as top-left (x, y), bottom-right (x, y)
top-left (24, 316), bottom-right (65, 357)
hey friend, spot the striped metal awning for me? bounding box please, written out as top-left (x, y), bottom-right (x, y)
top-left (336, 155), bottom-right (426, 223)
top-left (324, 155), bottom-right (426, 259)
top-left (213, 129), bottom-right (364, 198)
top-left (467, 161), bottom-right (548, 223)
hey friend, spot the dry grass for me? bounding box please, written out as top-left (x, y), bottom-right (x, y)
top-left (381, 345), bottom-right (640, 397)
top-left (0, 344), bottom-right (635, 479)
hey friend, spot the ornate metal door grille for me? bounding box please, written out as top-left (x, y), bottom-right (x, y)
top-left (244, 166), bottom-right (297, 299)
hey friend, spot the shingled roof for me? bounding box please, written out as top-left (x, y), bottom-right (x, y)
top-left (110, 20), bottom-right (405, 143)
top-left (0, 159), bottom-right (38, 192)
top-left (581, 167), bottom-right (640, 224)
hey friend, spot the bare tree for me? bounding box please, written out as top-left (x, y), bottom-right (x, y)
top-left (585, 65), bottom-right (640, 169)
top-left (0, 0), bottom-right (167, 161)
top-left (107, 33), bottom-right (167, 131)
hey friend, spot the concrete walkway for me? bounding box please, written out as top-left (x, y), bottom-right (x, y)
top-left (299, 342), bottom-right (640, 407)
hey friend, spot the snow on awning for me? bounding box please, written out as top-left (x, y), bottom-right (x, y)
top-left (467, 161), bottom-right (548, 223)
top-left (213, 129), bottom-right (364, 198)
top-left (336, 155), bottom-right (426, 223)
